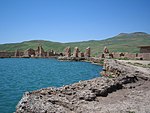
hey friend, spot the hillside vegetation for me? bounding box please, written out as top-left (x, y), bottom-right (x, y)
top-left (0, 32), bottom-right (150, 56)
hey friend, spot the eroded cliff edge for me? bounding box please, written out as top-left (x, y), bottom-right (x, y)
top-left (15, 59), bottom-right (150, 113)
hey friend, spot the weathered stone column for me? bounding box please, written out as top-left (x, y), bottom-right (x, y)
top-left (73, 47), bottom-right (79, 57)
top-left (64, 47), bottom-right (71, 57)
top-left (46, 51), bottom-right (49, 57)
top-left (15, 49), bottom-right (20, 57)
top-left (35, 45), bottom-right (45, 57)
top-left (84, 47), bottom-right (91, 57)
top-left (103, 46), bottom-right (110, 58)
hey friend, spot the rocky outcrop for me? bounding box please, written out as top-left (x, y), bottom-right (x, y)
top-left (15, 59), bottom-right (150, 113)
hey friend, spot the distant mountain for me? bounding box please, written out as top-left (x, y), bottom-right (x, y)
top-left (0, 32), bottom-right (150, 56)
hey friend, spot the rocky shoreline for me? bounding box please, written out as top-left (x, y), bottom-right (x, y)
top-left (15, 59), bottom-right (150, 113)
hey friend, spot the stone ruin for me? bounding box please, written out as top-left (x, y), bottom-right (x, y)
top-left (84, 47), bottom-right (90, 57)
top-left (47, 49), bottom-right (55, 57)
top-left (99, 46), bottom-right (150, 60)
top-left (35, 45), bottom-right (46, 57)
top-left (73, 47), bottom-right (79, 57)
top-left (103, 46), bottom-right (110, 58)
top-left (0, 51), bottom-right (15, 58)
top-left (63, 46), bottom-right (91, 58)
top-left (24, 48), bottom-right (35, 57)
top-left (64, 47), bottom-right (71, 57)
top-left (22, 45), bottom-right (61, 58)
top-left (103, 46), bottom-right (109, 54)
top-left (1, 44), bottom-right (150, 60)
top-left (14, 49), bottom-right (20, 57)
top-left (79, 52), bottom-right (84, 57)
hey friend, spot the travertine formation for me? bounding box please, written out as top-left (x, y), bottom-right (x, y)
top-left (15, 59), bottom-right (150, 113)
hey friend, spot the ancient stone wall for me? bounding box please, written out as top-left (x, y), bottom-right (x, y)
top-left (108, 52), bottom-right (149, 60)
top-left (35, 46), bottom-right (46, 57)
top-left (24, 48), bottom-right (35, 57)
top-left (138, 53), bottom-right (150, 60)
top-left (124, 53), bottom-right (137, 59)
top-left (15, 50), bottom-right (24, 57)
top-left (0, 52), bottom-right (15, 58)
top-left (79, 52), bottom-right (84, 57)
top-left (0, 45), bottom-right (60, 58)
top-left (111, 52), bottom-right (120, 58)
top-left (46, 50), bottom-right (59, 57)
top-left (140, 47), bottom-right (150, 53)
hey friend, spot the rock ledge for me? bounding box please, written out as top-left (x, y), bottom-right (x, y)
top-left (15, 59), bottom-right (150, 113)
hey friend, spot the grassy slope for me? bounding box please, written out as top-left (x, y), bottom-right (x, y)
top-left (0, 32), bottom-right (150, 56)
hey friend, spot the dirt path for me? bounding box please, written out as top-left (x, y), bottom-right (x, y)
top-left (119, 60), bottom-right (150, 76)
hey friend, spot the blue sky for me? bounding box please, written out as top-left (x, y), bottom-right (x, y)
top-left (0, 0), bottom-right (150, 44)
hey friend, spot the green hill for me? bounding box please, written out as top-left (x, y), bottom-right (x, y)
top-left (0, 32), bottom-right (150, 56)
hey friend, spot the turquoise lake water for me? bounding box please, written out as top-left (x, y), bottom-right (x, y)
top-left (0, 58), bottom-right (102, 113)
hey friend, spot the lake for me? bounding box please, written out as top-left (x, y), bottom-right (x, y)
top-left (0, 58), bottom-right (102, 113)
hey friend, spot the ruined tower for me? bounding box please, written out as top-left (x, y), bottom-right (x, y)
top-left (73, 47), bottom-right (79, 57)
top-left (64, 47), bottom-right (71, 57)
top-left (84, 47), bottom-right (91, 57)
